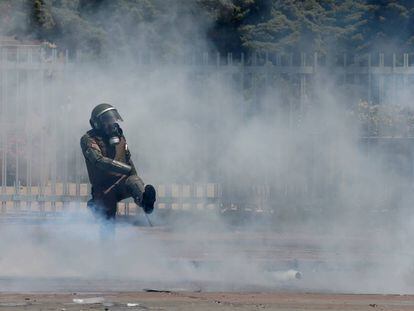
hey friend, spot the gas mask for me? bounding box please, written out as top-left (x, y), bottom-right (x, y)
top-left (98, 110), bottom-right (123, 145)
top-left (105, 123), bottom-right (121, 145)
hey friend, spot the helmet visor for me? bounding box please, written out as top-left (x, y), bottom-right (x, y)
top-left (99, 109), bottom-right (123, 126)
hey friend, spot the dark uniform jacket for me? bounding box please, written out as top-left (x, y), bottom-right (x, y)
top-left (80, 129), bottom-right (137, 194)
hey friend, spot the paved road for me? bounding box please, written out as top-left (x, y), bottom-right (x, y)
top-left (0, 215), bottom-right (413, 310)
top-left (1, 292), bottom-right (414, 310)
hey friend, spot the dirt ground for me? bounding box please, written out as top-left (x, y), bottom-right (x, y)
top-left (1, 291), bottom-right (414, 310)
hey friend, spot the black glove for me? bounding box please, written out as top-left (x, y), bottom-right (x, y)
top-left (141, 184), bottom-right (156, 214)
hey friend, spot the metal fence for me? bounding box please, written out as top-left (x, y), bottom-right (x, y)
top-left (131, 51), bottom-right (414, 105)
top-left (1, 47), bottom-right (414, 215)
top-left (230, 136), bottom-right (414, 213)
top-left (0, 182), bottom-right (221, 216)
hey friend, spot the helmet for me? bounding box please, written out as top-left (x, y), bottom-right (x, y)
top-left (89, 103), bottom-right (123, 130)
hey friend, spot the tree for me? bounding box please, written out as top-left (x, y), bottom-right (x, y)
top-left (239, 0), bottom-right (373, 54)
top-left (0, 0), bottom-right (29, 38)
top-left (198, 0), bottom-right (258, 55)
top-left (2, 0), bottom-right (414, 58)
top-left (364, 0), bottom-right (414, 52)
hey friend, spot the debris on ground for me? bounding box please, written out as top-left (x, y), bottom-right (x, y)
top-left (272, 269), bottom-right (302, 281)
top-left (72, 297), bottom-right (105, 304)
top-left (143, 289), bottom-right (172, 293)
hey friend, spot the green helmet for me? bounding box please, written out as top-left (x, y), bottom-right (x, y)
top-left (89, 103), bottom-right (123, 130)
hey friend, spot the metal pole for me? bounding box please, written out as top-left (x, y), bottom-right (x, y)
top-left (379, 53), bottom-right (384, 105)
top-left (39, 47), bottom-right (45, 212)
top-left (403, 53), bottom-right (409, 91)
top-left (240, 52), bottom-right (245, 116)
top-left (368, 54), bottom-right (372, 103)
top-left (1, 48), bottom-right (8, 212)
top-left (392, 53), bottom-right (396, 104)
top-left (26, 47), bottom-right (33, 210)
top-left (14, 47), bottom-right (20, 210)
top-left (300, 52), bottom-right (306, 123)
top-left (1, 48), bottom-right (7, 212)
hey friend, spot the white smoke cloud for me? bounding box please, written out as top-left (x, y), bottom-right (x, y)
top-left (0, 1), bottom-right (414, 294)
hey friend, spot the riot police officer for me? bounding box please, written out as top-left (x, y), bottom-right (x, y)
top-left (80, 103), bottom-right (156, 220)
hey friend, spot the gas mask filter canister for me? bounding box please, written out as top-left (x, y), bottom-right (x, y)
top-left (107, 123), bottom-right (120, 145)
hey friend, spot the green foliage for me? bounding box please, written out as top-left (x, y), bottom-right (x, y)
top-left (350, 101), bottom-right (414, 137)
top-left (364, 0), bottom-right (414, 52)
top-left (0, 0), bottom-right (30, 37)
top-left (238, 0), bottom-right (374, 54)
top-left (2, 0), bottom-right (414, 56)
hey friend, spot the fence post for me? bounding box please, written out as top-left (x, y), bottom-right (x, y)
top-left (75, 148), bottom-right (80, 209)
top-left (403, 53), bottom-right (409, 90)
top-left (26, 47), bottom-right (33, 210)
top-left (300, 52), bottom-right (307, 122)
top-left (240, 52), bottom-right (245, 116)
top-left (379, 53), bottom-right (384, 105)
top-left (368, 54), bottom-right (372, 103)
top-left (343, 53), bottom-right (347, 87)
top-left (392, 53), bottom-right (396, 102)
top-left (354, 54), bottom-right (359, 87)
top-left (1, 48), bottom-right (8, 212)
top-left (39, 48), bottom-right (46, 212)
top-left (14, 80), bottom-right (19, 211)
top-left (14, 48), bottom-right (20, 211)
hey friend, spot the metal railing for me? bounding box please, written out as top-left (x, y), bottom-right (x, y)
top-left (0, 183), bottom-right (221, 216)
top-left (1, 48), bottom-right (414, 215)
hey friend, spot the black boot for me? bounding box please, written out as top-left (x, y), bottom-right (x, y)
top-left (142, 184), bottom-right (156, 214)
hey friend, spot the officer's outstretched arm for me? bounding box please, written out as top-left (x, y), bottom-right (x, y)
top-left (81, 135), bottom-right (132, 175)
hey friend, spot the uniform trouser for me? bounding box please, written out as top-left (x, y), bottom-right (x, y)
top-left (89, 175), bottom-right (145, 220)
